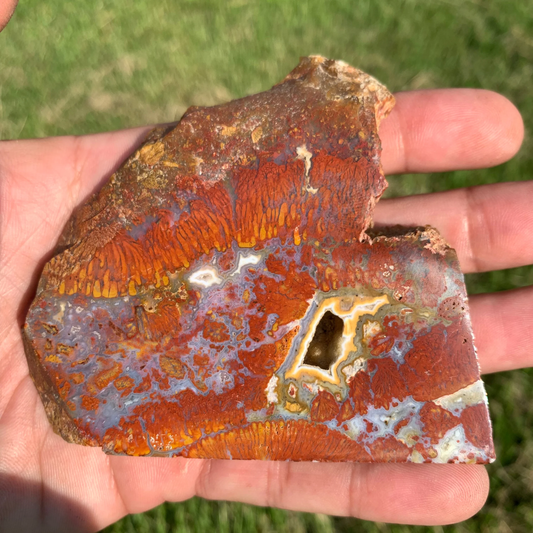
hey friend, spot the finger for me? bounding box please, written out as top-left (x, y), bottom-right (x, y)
top-left (374, 181), bottom-right (533, 273)
top-left (470, 287), bottom-right (533, 374)
top-left (0, 90), bottom-right (523, 204)
top-left (380, 89), bottom-right (524, 175)
top-left (195, 460), bottom-right (488, 526)
top-left (77, 92), bottom-right (522, 181)
top-left (108, 455), bottom-right (202, 515)
top-left (0, 0), bottom-right (17, 31)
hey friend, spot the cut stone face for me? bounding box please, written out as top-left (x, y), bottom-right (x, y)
top-left (23, 56), bottom-right (495, 462)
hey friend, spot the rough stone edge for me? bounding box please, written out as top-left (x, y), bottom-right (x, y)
top-left (22, 329), bottom-right (97, 446)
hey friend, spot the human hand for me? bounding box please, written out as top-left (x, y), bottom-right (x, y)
top-left (0, 86), bottom-right (526, 531)
top-left (0, 0), bottom-right (17, 32)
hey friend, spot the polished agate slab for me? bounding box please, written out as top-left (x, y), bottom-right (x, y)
top-left (23, 56), bottom-right (495, 462)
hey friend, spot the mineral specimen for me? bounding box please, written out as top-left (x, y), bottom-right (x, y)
top-left (23, 56), bottom-right (495, 462)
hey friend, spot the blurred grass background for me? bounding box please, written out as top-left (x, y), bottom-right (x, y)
top-left (1, 0), bottom-right (532, 531)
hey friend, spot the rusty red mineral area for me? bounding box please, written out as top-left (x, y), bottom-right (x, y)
top-left (23, 56), bottom-right (495, 462)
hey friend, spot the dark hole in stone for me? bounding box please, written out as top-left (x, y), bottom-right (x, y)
top-left (303, 311), bottom-right (344, 371)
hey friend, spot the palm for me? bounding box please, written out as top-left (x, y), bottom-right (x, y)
top-left (0, 90), bottom-right (528, 532)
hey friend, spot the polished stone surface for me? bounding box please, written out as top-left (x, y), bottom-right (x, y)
top-left (23, 56), bottom-right (494, 462)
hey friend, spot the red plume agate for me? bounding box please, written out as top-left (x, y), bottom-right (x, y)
top-left (23, 56), bottom-right (495, 462)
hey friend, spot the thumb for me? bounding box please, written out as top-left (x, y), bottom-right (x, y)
top-left (0, 0), bottom-right (18, 32)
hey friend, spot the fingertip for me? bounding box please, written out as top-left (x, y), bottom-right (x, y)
top-left (381, 89), bottom-right (525, 175)
top-left (366, 463), bottom-right (490, 525)
top-left (469, 90), bottom-right (524, 167)
top-left (428, 464), bottom-right (490, 524)
top-left (0, 0), bottom-right (18, 32)
top-left (195, 458), bottom-right (490, 526)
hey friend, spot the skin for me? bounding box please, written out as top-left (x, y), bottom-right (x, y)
top-left (0, 5), bottom-right (529, 532)
top-left (0, 0), bottom-right (17, 32)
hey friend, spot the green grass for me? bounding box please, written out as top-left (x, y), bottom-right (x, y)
top-left (1, 0), bottom-right (532, 531)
